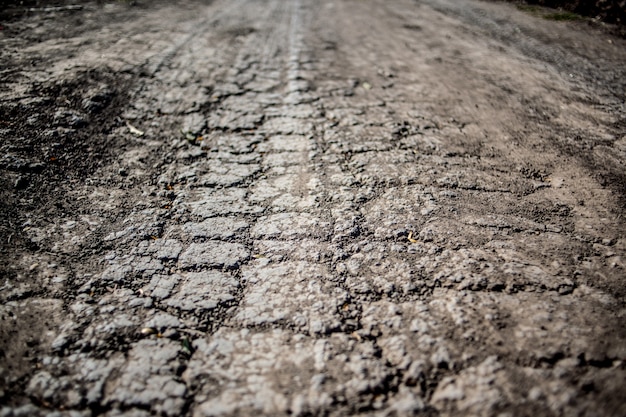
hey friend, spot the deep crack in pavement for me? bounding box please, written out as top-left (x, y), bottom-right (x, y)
top-left (1, 0), bottom-right (626, 415)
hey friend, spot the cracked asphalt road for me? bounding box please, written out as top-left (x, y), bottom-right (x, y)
top-left (1, 0), bottom-right (626, 415)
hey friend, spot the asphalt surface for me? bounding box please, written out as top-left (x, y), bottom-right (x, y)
top-left (1, 0), bottom-right (626, 416)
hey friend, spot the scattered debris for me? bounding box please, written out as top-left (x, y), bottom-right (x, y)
top-left (181, 337), bottom-right (194, 355)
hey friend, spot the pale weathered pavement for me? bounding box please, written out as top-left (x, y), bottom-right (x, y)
top-left (1, 0), bottom-right (626, 416)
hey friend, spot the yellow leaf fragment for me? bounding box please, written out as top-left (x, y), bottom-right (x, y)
top-left (140, 327), bottom-right (157, 335)
top-left (126, 122), bottom-right (144, 137)
top-left (407, 231), bottom-right (418, 243)
top-left (351, 332), bottom-right (362, 342)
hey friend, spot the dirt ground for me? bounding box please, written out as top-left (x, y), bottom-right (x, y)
top-left (1, 0), bottom-right (625, 415)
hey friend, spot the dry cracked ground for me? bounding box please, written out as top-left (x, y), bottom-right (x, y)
top-left (1, 0), bottom-right (626, 416)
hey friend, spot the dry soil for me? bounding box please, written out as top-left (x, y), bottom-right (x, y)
top-left (1, 0), bottom-right (625, 416)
